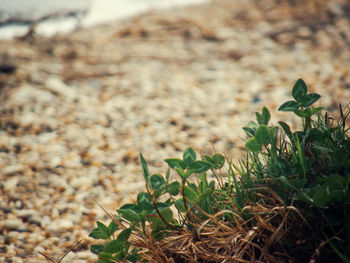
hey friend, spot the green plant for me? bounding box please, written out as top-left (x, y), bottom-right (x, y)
top-left (89, 148), bottom-right (227, 262)
top-left (241, 78), bottom-right (350, 262)
top-left (88, 79), bottom-right (349, 263)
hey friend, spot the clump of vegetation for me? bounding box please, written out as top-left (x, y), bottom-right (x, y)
top-left (88, 79), bottom-right (350, 262)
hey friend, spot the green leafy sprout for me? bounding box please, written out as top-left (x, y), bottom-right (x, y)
top-left (88, 79), bottom-right (350, 263)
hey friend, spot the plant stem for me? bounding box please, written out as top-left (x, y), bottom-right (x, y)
top-left (145, 184), bottom-right (177, 230)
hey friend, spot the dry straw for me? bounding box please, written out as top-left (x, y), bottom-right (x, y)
top-left (130, 189), bottom-right (308, 263)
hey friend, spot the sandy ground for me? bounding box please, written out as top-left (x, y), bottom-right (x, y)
top-left (1, 0), bottom-right (350, 262)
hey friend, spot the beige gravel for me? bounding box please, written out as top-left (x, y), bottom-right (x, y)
top-left (1, 0), bottom-right (350, 262)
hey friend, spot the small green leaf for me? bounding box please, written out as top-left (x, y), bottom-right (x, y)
top-left (300, 93), bottom-right (321, 107)
top-left (278, 121), bottom-right (293, 141)
top-left (127, 249), bottom-right (140, 263)
top-left (292, 79), bottom-right (307, 101)
top-left (308, 128), bottom-right (324, 141)
top-left (243, 121), bottom-right (258, 137)
top-left (278, 176), bottom-right (298, 191)
top-left (119, 203), bottom-right (140, 211)
top-left (137, 191), bottom-right (152, 210)
top-left (167, 181), bottom-right (180, 195)
top-left (89, 228), bottom-right (109, 240)
top-left (103, 239), bottom-right (124, 253)
top-left (159, 207), bottom-right (174, 222)
top-left (295, 192), bottom-right (314, 205)
top-left (262, 106), bottom-right (271, 125)
top-left (242, 127), bottom-right (255, 137)
top-left (91, 244), bottom-right (104, 255)
top-left (310, 107), bottom-right (323, 115)
top-left (278, 100), bottom-right (299, 112)
top-left (117, 228), bottom-right (132, 242)
top-left (183, 147), bottom-right (196, 166)
top-left (99, 252), bottom-right (119, 261)
top-left (175, 198), bottom-right (186, 213)
top-left (107, 221), bottom-right (119, 237)
top-left (184, 185), bottom-right (199, 203)
top-left (117, 208), bottom-right (140, 222)
top-left (155, 202), bottom-right (171, 209)
top-left (245, 138), bottom-right (262, 152)
top-left (255, 125), bottom-right (270, 145)
top-left (255, 112), bottom-right (264, 125)
top-left (211, 153), bottom-right (225, 169)
top-left (203, 155), bottom-right (212, 162)
top-left (140, 154), bottom-right (149, 183)
top-left (164, 158), bottom-right (187, 169)
top-left (165, 167), bottom-right (170, 182)
top-left (149, 174), bottom-right (166, 191)
top-left (255, 107), bottom-right (271, 125)
top-left (312, 186), bottom-right (331, 207)
top-left (92, 221), bottom-right (110, 239)
top-left (97, 259), bottom-right (114, 263)
top-left (189, 160), bottom-right (213, 173)
top-left (294, 109), bottom-right (311, 118)
top-left (97, 221), bottom-right (109, 231)
top-left (246, 120), bottom-right (258, 129)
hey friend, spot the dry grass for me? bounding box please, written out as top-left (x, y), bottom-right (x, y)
top-left (129, 190), bottom-right (309, 263)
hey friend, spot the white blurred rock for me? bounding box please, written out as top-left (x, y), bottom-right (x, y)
top-left (47, 219), bottom-right (74, 231)
top-left (45, 77), bottom-right (77, 99)
top-left (15, 209), bottom-right (37, 217)
top-left (3, 219), bottom-right (24, 230)
top-left (2, 164), bottom-right (24, 176)
top-left (9, 85), bottom-right (55, 104)
top-left (3, 177), bottom-right (19, 191)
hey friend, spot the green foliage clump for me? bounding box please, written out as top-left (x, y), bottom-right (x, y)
top-left (89, 79), bottom-right (350, 263)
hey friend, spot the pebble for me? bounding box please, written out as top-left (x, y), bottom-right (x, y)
top-left (8, 85), bottom-right (55, 104)
top-left (3, 177), bottom-right (19, 191)
top-left (3, 219), bottom-right (24, 231)
top-left (1, 164), bottom-right (24, 176)
top-left (47, 219), bottom-right (74, 232)
top-left (15, 209), bottom-right (37, 218)
top-left (28, 216), bottom-right (42, 227)
top-left (76, 251), bottom-right (92, 259)
top-left (45, 77), bottom-right (77, 99)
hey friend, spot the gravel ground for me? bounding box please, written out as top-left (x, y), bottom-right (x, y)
top-left (1, 0), bottom-right (350, 262)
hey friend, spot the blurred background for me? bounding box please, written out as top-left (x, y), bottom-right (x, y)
top-left (0, 0), bottom-right (350, 262)
top-left (0, 0), bottom-right (209, 39)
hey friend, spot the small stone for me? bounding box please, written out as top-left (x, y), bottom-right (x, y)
top-left (28, 216), bottom-right (42, 227)
top-left (1, 164), bottom-right (24, 176)
top-left (76, 251), bottom-right (91, 259)
top-left (9, 85), bottom-right (55, 104)
top-left (16, 209), bottom-right (37, 218)
top-left (45, 77), bottom-right (77, 99)
top-left (4, 177), bottom-right (19, 191)
top-left (47, 219), bottom-right (74, 232)
top-left (297, 26), bottom-right (311, 38)
top-left (15, 200), bottom-right (23, 209)
top-left (328, 2), bottom-right (344, 16)
top-left (3, 219), bottom-right (24, 231)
